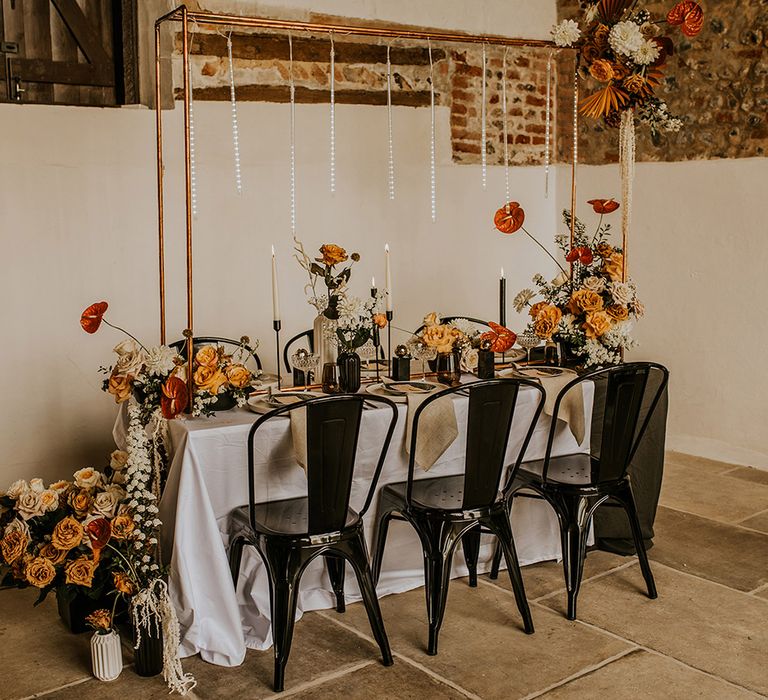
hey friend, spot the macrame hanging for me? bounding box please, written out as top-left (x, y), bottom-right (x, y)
top-left (619, 110), bottom-right (635, 282)
top-left (329, 32), bottom-right (336, 195)
top-left (481, 43), bottom-right (487, 191)
top-left (289, 34), bottom-right (296, 235)
top-left (544, 52), bottom-right (553, 199)
top-left (501, 47), bottom-right (511, 212)
top-left (428, 38), bottom-right (436, 223)
top-left (226, 33), bottom-right (242, 195)
top-left (386, 44), bottom-right (395, 200)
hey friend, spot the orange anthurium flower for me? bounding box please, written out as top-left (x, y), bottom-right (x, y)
top-left (80, 301), bottom-right (108, 334)
top-left (86, 518), bottom-right (111, 563)
top-left (480, 322), bottom-right (517, 353)
top-left (161, 376), bottom-right (189, 419)
top-left (587, 198), bottom-right (620, 214)
top-left (566, 247), bottom-right (594, 265)
top-left (494, 202), bottom-right (525, 234)
top-left (667, 1), bottom-right (704, 37)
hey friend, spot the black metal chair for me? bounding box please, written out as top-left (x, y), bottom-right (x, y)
top-left (170, 335), bottom-right (262, 370)
top-left (370, 378), bottom-right (546, 655)
top-left (489, 362), bottom-right (669, 620)
top-left (228, 394), bottom-right (398, 692)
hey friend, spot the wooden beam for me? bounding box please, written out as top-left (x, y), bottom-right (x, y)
top-left (50, 0), bottom-right (110, 66)
top-left (13, 57), bottom-right (114, 85)
top-left (175, 84), bottom-right (432, 107)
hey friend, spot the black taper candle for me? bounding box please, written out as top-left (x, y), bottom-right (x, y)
top-left (273, 320), bottom-right (282, 390)
top-left (371, 284), bottom-right (380, 382)
top-left (499, 274), bottom-right (506, 327)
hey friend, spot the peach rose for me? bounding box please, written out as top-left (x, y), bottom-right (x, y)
top-left (49, 480), bottom-right (71, 493)
top-left (5, 479), bottom-right (29, 500)
top-left (589, 59), bottom-right (614, 82)
top-left (108, 373), bottom-right (133, 403)
top-left (74, 468), bottom-right (102, 490)
top-left (25, 556), bottom-right (56, 588)
top-left (226, 364), bottom-right (252, 389)
top-left (603, 253), bottom-right (625, 282)
top-left (39, 489), bottom-right (59, 513)
top-left (39, 542), bottom-right (67, 565)
top-left (194, 345), bottom-right (219, 368)
top-left (29, 478), bottom-right (45, 493)
top-left (584, 311), bottom-right (612, 339)
top-left (113, 571), bottom-right (136, 595)
top-left (68, 489), bottom-right (93, 517)
top-left (194, 366), bottom-right (229, 395)
top-left (65, 556), bottom-right (98, 588)
top-left (423, 312), bottom-right (440, 328)
top-left (532, 305), bottom-right (562, 340)
top-left (109, 450), bottom-right (129, 471)
top-left (606, 304), bottom-right (629, 322)
top-left (421, 325), bottom-right (459, 354)
top-left (111, 514), bottom-right (136, 540)
top-left (317, 244), bottom-right (348, 266)
top-left (529, 301), bottom-right (550, 320)
top-left (372, 313), bottom-right (388, 328)
top-left (52, 516), bottom-right (84, 551)
top-left (568, 289), bottom-right (605, 315)
top-left (16, 490), bottom-right (44, 520)
top-left (1, 530), bottom-right (28, 564)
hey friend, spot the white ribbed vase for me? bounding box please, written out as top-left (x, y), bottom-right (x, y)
top-left (91, 630), bottom-right (123, 681)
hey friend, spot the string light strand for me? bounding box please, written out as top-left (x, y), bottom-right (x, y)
top-left (544, 52), bottom-right (552, 199)
top-left (502, 47), bottom-right (510, 212)
top-left (428, 38), bottom-right (436, 223)
top-left (227, 33), bottom-right (242, 195)
top-left (289, 34), bottom-right (296, 235)
top-left (481, 43), bottom-right (487, 191)
top-left (188, 54), bottom-right (198, 218)
top-left (386, 44), bottom-right (395, 200)
top-left (329, 32), bottom-right (336, 194)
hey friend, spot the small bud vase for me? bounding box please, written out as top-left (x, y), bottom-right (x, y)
top-left (91, 629), bottom-right (123, 681)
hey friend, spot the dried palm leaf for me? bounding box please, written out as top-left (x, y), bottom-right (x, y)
top-left (598, 0), bottom-right (633, 23)
top-left (579, 85), bottom-right (630, 119)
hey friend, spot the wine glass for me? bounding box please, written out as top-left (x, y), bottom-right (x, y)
top-left (292, 351), bottom-right (319, 389)
top-left (410, 342), bottom-right (437, 380)
top-left (358, 339), bottom-right (377, 370)
top-left (517, 331), bottom-right (540, 364)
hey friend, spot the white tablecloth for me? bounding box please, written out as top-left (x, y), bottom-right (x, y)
top-left (120, 382), bottom-right (592, 667)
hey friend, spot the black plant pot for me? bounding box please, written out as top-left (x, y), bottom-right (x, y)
top-left (337, 351), bottom-right (361, 393)
top-left (209, 390), bottom-right (237, 412)
top-left (56, 588), bottom-right (126, 634)
top-left (133, 621), bottom-right (164, 677)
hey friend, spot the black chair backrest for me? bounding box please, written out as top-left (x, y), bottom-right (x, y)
top-left (412, 316), bottom-right (492, 336)
top-left (283, 330), bottom-right (315, 372)
top-left (170, 336), bottom-right (262, 370)
top-left (406, 378), bottom-right (545, 509)
top-left (543, 362), bottom-right (669, 484)
top-left (247, 394), bottom-right (398, 535)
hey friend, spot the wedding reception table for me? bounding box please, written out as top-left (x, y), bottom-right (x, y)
top-left (125, 379), bottom-right (593, 667)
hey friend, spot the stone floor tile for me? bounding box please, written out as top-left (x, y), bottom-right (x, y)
top-left (752, 586), bottom-right (768, 601)
top-left (538, 564), bottom-right (768, 696)
top-left (540, 649), bottom-right (758, 699)
top-left (290, 660), bottom-right (466, 699)
top-left (659, 461), bottom-right (768, 523)
top-left (739, 510), bottom-right (768, 534)
top-left (336, 580), bottom-right (632, 699)
top-left (664, 452), bottom-right (737, 473)
top-left (723, 467), bottom-right (768, 487)
top-left (481, 549), bottom-right (628, 601)
top-left (649, 506), bottom-right (768, 591)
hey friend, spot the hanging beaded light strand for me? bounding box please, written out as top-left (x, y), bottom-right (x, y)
top-left (544, 52), bottom-right (553, 199)
top-left (619, 109), bottom-right (636, 282)
top-left (329, 32), bottom-right (336, 195)
top-left (428, 38), bottom-right (436, 223)
top-left (226, 32), bottom-right (242, 195)
top-left (481, 42), bottom-right (487, 191)
top-left (569, 64), bottom-right (580, 268)
top-left (386, 43), bottom-right (395, 201)
top-left (501, 47), bottom-right (510, 212)
top-left (289, 34), bottom-right (296, 236)
top-left (187, 39), bottom-right (198, 218)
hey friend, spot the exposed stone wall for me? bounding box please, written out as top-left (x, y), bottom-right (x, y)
top-left (557, 0), bottom-right (768, 163)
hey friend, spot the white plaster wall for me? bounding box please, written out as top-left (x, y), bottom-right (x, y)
top-left (0, 0), bottom-right (560, 486)
top-left (557, 159), bottom-right (768, 469)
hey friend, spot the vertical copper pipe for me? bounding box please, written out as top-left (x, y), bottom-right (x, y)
top-left (569, 60), bottom-right (579, 280)
top-left (182, 7), bottom-right (195, 403)
top-left (154, 23), bottom-right (166, 345)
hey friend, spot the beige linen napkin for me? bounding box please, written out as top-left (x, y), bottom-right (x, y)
top-left (522, 368), bottom-right (585, 444)
top-left (258, 395), bottom-right (310, 470)
top-left (404, 392), bottom-right (459, 471)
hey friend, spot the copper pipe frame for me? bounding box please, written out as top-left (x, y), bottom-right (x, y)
top-left (154, 5), bottom-right (580, 408)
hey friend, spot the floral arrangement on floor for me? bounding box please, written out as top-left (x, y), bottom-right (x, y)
top-left (551, 0), bottom-right (703, 132)
top-left (511, 198), bottom-right (644, 367)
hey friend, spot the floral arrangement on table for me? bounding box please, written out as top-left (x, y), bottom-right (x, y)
top-left (187, 343), bottom-right (258, 416)
top-left (511, 198), bottom-right (644, 367)
top-left (551, 0), bottom-right (703, 132)
top-left (335, 296), bottom-right (387, 354)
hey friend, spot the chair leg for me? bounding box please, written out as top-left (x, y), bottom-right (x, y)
top-left (371, 490), bottom-right (401, 585)
top-left (486, 511), bottom-right (534, 634)
top-left (264, 544), bottom-right (303, 693)
top-left (490, 540), bottom-right (503, 579)
top-left (616, 483), bottom-right (657, 599)
top-left (324, 554), bottom-right (347, 613)
top-left (342, 532), bottom-right (394, 666)
top-left (228, 535), bottom-right (245, 589)
top-left (462, 524), bottom-right (481, 587)
top-left (553, 494), bottom-right (592, 621)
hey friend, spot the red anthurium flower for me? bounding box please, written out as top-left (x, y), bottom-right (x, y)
top-left (80, 301), bottom-right (108, 334)
top-left (566, 247), bottom-right (594, 265)
top-left (667, 1), bottom-right (704, 37)
top-left (480, 321), bottom-right (517, 353)
top-left (161, 376), bottom-right (189, 419)
top-left (565, 249), bottom-right (580, 263)
top-left (587, 198), bottom-right (620, 214)
top-left (86, 518), bottom-right (111, 563)
top-left (494, 202), bottom-right (525, 234)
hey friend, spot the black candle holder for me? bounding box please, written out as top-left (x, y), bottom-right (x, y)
top-left (273, 320), bottom-right (282, 390)
top-left (477, 349), bottom-right (495, 379)
top-left (386, 310), bottom-right (393, 378)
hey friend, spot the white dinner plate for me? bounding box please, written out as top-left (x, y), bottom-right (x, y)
top-left (380, 381), bottom-right (439, 396)
top-left (246, 391), bottom-right (325, 414)
top-left (499, 366), bottom-right (572, 379)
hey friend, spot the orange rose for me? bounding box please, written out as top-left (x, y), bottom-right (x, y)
top-left (225, 364), bottom-right (252, 389)
top-left (113, 571), bottom-right (137, 595)
top-left (603, 253), bottom-right (624, 282)
top-left (107, 373), bottom-right (133, 403)
top-left (596, 243), bottom-right (614, 258)
top-left (68, 489), bottom-right (93, 518)
top-left (529, 301), bottom-right (549, 320)
top-left (1, 530), bottom-right (28, 564)
top-left (51, 516), bottom-right (84, 551)
top-left (317, 244), bottom-right (348, 266)
top-left (581, 43), bottom-right (602, 64)
top-left (194, 366), bottom-right (229, 395)
top-left (532, 305), bottom-right (562, 340)
top-left (25, 556), bottom-right (56, 588)
top-left (584, 311), bottom-right (612, 339)
top-left (65, 556), bottom-right (98, 588)
top-left (194, 345), bottom-right (219, 368)
top-left (422, 325), bottom-right (459, 354)
top-left (593, 23), bottom-right (610, 48)
top-left (111, 514), bottom-right (136, 540)
top-left (568, 289), bottom-right (604, 315)
top-left (611, 62), bottom-right (630, 81)
top-left (372, 313), bottom-right (388, 329)
top-left (606, 304), bottom-right (629, 322)
top-left (589, 59), bottom-right (614, 82)
top-left (39, 542), bottom-right (68, 565)
top-left (86, 609), bottom-right (112, 631)
top-left (623, 73), bottom-right (647, 95)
